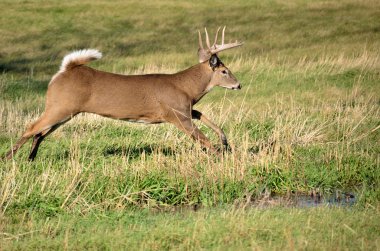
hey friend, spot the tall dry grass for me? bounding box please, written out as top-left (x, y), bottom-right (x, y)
top-left (1, 51), bottom-right (379, 214)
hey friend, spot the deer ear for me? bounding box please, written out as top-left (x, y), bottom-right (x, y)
top-left (209, 54), bottom-right (218, 69)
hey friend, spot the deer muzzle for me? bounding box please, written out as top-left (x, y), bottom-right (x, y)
top-left (231, 83), bottom-right (242, 90)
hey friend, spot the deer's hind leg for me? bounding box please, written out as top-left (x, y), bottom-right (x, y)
top-left (4, 136), bottom-right (30, 160)
top-left (28, 121), bottom-right (67, 161)
top-left (5, 110), bottom-right (75, 160)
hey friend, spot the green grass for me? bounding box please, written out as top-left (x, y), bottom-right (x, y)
top-left (1, 206), bottom-right (380, 250)
top-left (1, 0), bottom-right (380, 250)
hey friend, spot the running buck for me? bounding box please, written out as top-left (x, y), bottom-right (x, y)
top-left (5, 27), bottom-right (243, 161)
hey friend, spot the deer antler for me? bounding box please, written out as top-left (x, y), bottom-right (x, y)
top-left (198, 26), bottom-right (243, 63)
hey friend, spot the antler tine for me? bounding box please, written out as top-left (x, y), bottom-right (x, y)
top-left (198, 30), bottom-right (203, 49)
top-left (213, 27), bottom-right (221, 48)
top-left (210, 41), bottom-right (244, 55)
top-left (198, 25), bottom-right (243, 60)
top-left (204, 27), bottom-right (211, 49)
top-left (222, 26), bottom-right (226, 46)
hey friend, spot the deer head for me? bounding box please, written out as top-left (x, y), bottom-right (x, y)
top-left (198, 27), bottom-right (243, 90)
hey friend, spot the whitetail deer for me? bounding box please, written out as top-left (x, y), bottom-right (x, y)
top-left (5, 27), bottom-right (243, 161)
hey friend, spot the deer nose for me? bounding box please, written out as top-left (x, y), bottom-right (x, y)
top-left (233, 83), bottom-right (241, 90)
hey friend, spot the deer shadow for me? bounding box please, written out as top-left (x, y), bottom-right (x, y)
top-left (103, 144), bottom-right (175, 159)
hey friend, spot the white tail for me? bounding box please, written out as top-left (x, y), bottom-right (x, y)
top-left (5, 27), bottom-right (243, 161)
top-left (60, 49), bottom-right (102, 72)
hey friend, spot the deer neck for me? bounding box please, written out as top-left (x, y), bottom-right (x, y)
top-left (176, 62), bottom-right (213, 104)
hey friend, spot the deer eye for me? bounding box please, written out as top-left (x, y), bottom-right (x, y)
top-left (222, 70), bottom-right (228, 75)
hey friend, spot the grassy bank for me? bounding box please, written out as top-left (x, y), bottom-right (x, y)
top-left (1, 206), bottom-right (380, 250)
top-left (0, 0), bottom-right (379, 249)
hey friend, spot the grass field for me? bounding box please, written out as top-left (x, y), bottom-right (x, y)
top-left (1, 0), bottom-right (380, 250)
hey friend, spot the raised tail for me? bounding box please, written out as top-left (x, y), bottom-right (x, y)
top-left (59, 49), bottom-right (102, 72)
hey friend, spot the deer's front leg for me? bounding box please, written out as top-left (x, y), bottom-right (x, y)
top-left (170, 116), bottom-right (217, 153)
top-left (191, 110), bottom-right (229, 150)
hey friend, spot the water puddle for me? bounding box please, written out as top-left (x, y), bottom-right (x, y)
top-left (152, 190), bottom-right (357, 213)
top-left (253, 190), bottom-right (356, 208)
